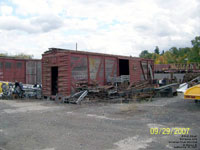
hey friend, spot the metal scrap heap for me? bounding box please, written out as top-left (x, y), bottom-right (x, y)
top-left (0, 82), bottom-right (42, 99)
top-left (54, 75), bottom-right (179, 104)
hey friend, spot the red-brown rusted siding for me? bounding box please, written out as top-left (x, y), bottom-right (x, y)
top-left (42, 48), bottom-right (154, 97)
top-left (0, 57), bottom-right (41, 84)
top-left (42, 51), bottom-right (70, 96)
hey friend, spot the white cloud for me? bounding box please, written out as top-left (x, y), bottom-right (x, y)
top-left (0, 15), bottom-right (63, 33)
top-left (11, 0), bottom-right (50, 16)
top-left (0, 5), bottom-right (13, 16)
top-left (0, 0), bottom-right (199, 58)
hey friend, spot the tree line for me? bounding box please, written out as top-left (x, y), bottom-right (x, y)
top-left (0, 53), bottom-right (33, 59)
top-left (139, 36), bottom-right (200, 64)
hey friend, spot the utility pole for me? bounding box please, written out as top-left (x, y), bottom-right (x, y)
top-left (76, 43), bottom-right (78, 51)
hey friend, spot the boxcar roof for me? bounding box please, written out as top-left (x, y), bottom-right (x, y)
top-left (43, 48), bottom-right (153, 61)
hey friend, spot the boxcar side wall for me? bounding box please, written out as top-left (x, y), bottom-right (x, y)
top-left (0, 58), bottom-right (26, 83)
top-left (0, 58), bottom-right (42, 85)
top-left (129, 59), bottom-right (154, 83)
top-left (129, 59), bottom-right (142, 83)
top-left (42, 52), bottom-right (70, 97)
top-left (42, 50), bottom-right (154, 97)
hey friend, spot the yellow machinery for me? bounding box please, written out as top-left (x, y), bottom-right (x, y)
top-left (184, 84), bottom-right (200, 102)
top-left (0, 81), bottom-right (9, 93)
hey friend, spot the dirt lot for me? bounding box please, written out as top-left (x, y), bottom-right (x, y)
top-left (0, 94), bottom-right (199, 150)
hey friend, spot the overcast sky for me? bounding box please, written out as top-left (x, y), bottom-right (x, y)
top-left (0, 0), bottom-right (199, 58)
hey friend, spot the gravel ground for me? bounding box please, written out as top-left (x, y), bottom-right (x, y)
top-left (0, 94), bottom-right (199, 150)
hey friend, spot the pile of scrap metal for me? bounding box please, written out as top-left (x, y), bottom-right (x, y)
top-left (127, 81), bottom-right (179, 98)
top-left (182, 73), bottom-right (200, 83)
top-left (56, 75), bottom-right (180, 104)
top-left (0, 81), bottom-right (42, 99)
top-left (177, 76), bottom-right (200, 93)
top-left (117, 80), bottom-right (155, 101)
top-left (154, 83), bottom-right (179, 97)
top-left (55, 90), bottom-right (88, 104)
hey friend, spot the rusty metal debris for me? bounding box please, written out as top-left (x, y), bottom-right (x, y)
top-left (0, 82), bottom-right (42, 99)
top-left (55, 90), bottom-right (88, 104)
top-left (0, 76), bottom-right (180, 104)
top-left (76, 77), bottom-right (180, 103)
top-left (154, 83), bottom-right (179, 97)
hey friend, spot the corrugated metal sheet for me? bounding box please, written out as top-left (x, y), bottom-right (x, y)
top-left (26, 60), bottom-right (42, 84)
top-left (36, 61), bottom-right (42, 84)
top-left (26, 61), bottom-right (37, 84)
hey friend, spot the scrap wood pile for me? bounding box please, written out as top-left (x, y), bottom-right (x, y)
top-left (0, 81), bottom-right (42, 100)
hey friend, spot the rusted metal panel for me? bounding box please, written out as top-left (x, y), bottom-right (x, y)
top-left (0, 57), bottom-right (41, 84)
top-left (42, 57), bottom-right (51, 96)
top-left (129, 59), bottom-right (154, 83)
top-left (141, 61), bottom-right (148, 80)
top-left (129, 59), bottom-right (143, 83)
top-left (0, 61), bottom-right (4, 81)
top-left (42, 52), bottom-right (70, 97)
top-left (154, 64), bottom-right (171, 72)
top-left (14, 60), bottom-right (26, 83)
top-left (26, 61), bottom-right (37, 84)
top-left (70, 54), bottom-right (88, 93)
top-left (71, 55), bottom-right (88, 81)
top-left (0, 58), bottom-right (26, 83)
top-left (89, 56), bottom-right (104, 85)
top-left (105, 57), bottom-right (117, 83)
top-left (26, 60), bottom-right (42, 84)
top-left (36, 61), bottom-right (42, 84)
top-left (57, 53), bottom-right (70, 96)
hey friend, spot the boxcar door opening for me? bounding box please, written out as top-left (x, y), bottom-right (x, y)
top-left (51, 67), bottom-right (58, 95)
top-left (119, 59), bottom-right (129, 75)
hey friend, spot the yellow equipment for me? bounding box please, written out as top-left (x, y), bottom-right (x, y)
top-left (184, 84), bottom-right (200, 102)
top-left (0, 81), bottom-right (9, 93)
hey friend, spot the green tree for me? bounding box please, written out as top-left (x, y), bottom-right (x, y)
top-left (188, 36), bottom-right (200, 63)
top-left (0, 53), bottom-right (8, 57)
top-left (191, 36), bottom-right (200, 48)
top-left (14, 53), bottom-right (33, 59)
top-left (139, 50), bottom-right (152, 59)
top-left (154, 46), bottom-right (160, 54)
top-left (169, 47), bottom-right (178, 56)
top-left (161, 50), bottom-right (164, 55)
top-left (139, 50), bottom-right (149, 58)
top-left (0, 53), bottom-right (33, 59)
top-left (138, 36), bottom-right (200, 64)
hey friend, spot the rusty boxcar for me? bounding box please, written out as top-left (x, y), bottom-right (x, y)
top-left (0, 57), bottom-right (41, 84)
top-left (42, 48), bottom-right (154, 97)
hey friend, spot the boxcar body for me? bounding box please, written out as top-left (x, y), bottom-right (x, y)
top-left (0, 57), bottom-right (41, 84)
top-left (42, 48), bottom-right (154, 97)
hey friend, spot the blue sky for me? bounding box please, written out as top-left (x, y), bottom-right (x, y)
top-left (0, 0), bottom-right (199, 58)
